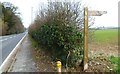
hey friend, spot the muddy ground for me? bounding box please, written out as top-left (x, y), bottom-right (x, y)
top-left (31, 41), bottom-right (118, 72)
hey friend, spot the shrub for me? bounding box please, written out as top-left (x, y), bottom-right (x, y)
top-left (31, 23), bottom-right (83, 67)
top-left (29, 1), bottom-right (94, 67)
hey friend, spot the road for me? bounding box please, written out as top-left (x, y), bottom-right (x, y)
top-left (0, 32), bottom-right (26, 65)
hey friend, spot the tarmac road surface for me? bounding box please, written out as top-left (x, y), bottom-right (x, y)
top-left (0, 32), bottom-right (26, 66)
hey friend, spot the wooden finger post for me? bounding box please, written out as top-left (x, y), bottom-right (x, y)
top-left (83, 7), bottom-right (107, 70)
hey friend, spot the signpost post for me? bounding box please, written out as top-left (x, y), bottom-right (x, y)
top-left (83, 7), bottom-right (107, 70)
top-left (84, 7), bottom-right (88, 70)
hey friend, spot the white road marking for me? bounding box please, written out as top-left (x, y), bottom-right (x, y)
top-left (0, 38), bottom-right (8, 42)
top-left (1, 38), bottom-right (8, 42)
top-left (0, 34), bottom-right (18, 42)
top-left (4, 39), bottom-right (8, 41)
top-left (10, 37), bottom-right (13, 38)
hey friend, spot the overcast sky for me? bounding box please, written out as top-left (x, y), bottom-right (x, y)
top-left (0, 0), bottom-right (119, 28)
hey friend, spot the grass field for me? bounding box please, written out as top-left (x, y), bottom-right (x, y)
top-left (94, 29), bottom-right (118, 44)
top-left (89, 28), bottom-right (119, 72)
top-left (89, 29), bottom-right (120, 72)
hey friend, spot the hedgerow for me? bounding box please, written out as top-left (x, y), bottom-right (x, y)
top-left (29, 1), bottom-right (86, 67)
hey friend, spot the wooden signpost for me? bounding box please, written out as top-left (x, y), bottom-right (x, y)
top-left (83, 7), bottom-right (107, 70)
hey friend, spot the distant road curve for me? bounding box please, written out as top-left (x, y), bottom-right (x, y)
top-left (0, 32), bottom-right (27, 65)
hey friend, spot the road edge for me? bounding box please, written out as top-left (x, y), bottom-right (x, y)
top-left (0, 32), bottom-right (27, 73)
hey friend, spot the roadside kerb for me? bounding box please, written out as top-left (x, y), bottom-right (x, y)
top-left (0, 33), bottom-right (27, 73)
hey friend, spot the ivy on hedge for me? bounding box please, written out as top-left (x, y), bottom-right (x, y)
top-left (30, 23), bottom-right (84, 67)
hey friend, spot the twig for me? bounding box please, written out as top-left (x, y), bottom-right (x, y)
top-left (66, 51), bottom-right (70, 70)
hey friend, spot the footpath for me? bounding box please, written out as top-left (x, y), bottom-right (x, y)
top-left (9, 34), bottom-right (37, 72)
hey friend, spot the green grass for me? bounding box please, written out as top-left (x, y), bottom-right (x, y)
top-left (94, 29), bottom-right (118, 44)
top-left (110, 56), bottom-right (119, 64)
top-left (0, 18), bottom-right (3, 27)
top-left (109, 56), bottom-right (120, 72)
top-left (93, 29), bottom-right (119, 72)
top-left (28, 34), bottom-right (39, 48)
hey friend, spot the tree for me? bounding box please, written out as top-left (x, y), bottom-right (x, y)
top-left (0, 2), bottom-right (24, 35)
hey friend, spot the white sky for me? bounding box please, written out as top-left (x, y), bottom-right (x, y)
top-left (0, 0), bottom-right (119, 28)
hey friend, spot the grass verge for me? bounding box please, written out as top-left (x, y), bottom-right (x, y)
top-left (28, 34), bottom-right (56, 72)
top-left (28, 35), bottom-right (39, 48)
top-left (109, 56), bottom-right (120, 72)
